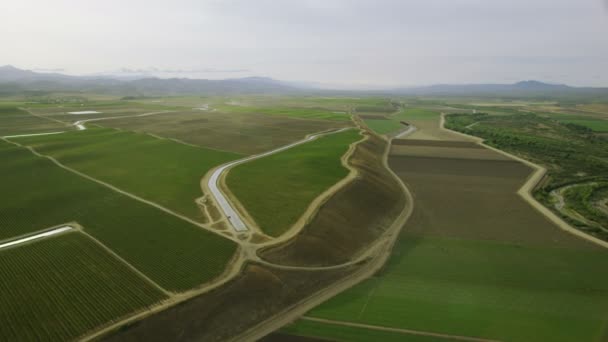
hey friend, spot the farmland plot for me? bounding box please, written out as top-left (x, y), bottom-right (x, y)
top-left (0, 140), bottom-right (237, 291)
top-left (0, 106), bottom-right (69, 136)
top-left (288, 139), bottom-right (608, 342)
top-left (98, 109), bottom-right (350, 155)
top-left (226, 129), bottom-right (361, 237)
top-left (0, 232), bottom-right (166, 341)
top-left (12, 127), bottom-right (240, 222)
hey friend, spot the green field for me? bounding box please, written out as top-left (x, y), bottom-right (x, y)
top-left (0, 232), bottom-right (167, 341)
top-left (12, 127), bottom-right (240, 222)
top-left (226, 129), bottom-right (361, 236)
top-left (0, 106), bottom-right (69, 136)
top-left (95, 109), bottom-right (349, 155)
top-left (302, 234), bottom-right (608, 342)
top-left (0, 140), bottom-right (237, 291)
top-left (216, 104), bottom-right (351, 121)
top-left (557, 118), bottom-right (608, 132)
top-left (282, 319), bottom-right (449, 342)
top-left (364, 108), bottom-right (438, 135)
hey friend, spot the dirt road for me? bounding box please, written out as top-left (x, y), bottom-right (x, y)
top-left (206, 128), bottom-right (351, 233)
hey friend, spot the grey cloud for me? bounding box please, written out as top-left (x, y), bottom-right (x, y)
top-left (1, 0), bottom-right (607, 86)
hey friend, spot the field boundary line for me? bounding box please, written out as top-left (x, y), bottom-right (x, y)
top-left (229, 120), bottom-right (416, 341)
top-left (72, 110), bottom-right (174, 130)
top-left (2, 131), bottom-right (66, 139)
top-left (78, 230), bottom-right (172, 297)
top-left (20, 107), bottom-right (73, 126)
top-left (300, 317), bottom-right (501, 342)
top-left (1, 137), bottom-right (241, 245)
top-left (439, 113), bottom-right (608, 249)
top-left (82, 248), bottom-right (248, 342)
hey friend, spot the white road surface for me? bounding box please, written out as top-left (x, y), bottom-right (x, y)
top-left (395, 125), bottom-right (417, 138)
top-left (3, 131), bottom-right (66, 139)
top-left (68, 111), bottom-right (101, 115)
top-left (208, 128), bottom-right (350, 232)
top-left (0, 226), bottom-right (74, 250)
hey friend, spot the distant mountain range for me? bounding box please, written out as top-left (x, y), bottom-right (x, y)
top-left (1, 65), bottom-right (606, 98)
top-left (0, 65), bottom-right (297, 96)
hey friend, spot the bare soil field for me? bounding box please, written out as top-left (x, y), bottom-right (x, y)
top-left (97, 110), bottom-right (350, 154)
top-left (260, 131), bottom-right (406, 266)
top-left (390, 145), bottom-right (509, 161)
top-left (103, 263), bottom-right (357, 342)
top-left (390, 141), bottom-right (595, 247)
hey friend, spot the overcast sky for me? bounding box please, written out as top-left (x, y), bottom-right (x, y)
top-left (2, 0), bottom-right (608, 87)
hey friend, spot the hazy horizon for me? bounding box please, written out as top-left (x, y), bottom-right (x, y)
top-left (2, 0), bottom-right (608, 87)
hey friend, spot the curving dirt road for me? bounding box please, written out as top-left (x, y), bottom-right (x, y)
top-left (206, 128), bottom-right (351, 233)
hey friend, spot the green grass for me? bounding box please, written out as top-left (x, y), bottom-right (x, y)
top-left (216, 104), bottom-right (351, 121)
top-left (0, 105), bottom-right (69, 136)
top-left (227, 129), bottom-right (361, 236)
top-left (12, 127), bottom-right (240, 222)
top-left (0, 232), bottom-right (167, 341)
top-left (283, 319), bottom-right (450, 342)
top-left (558, 118), bottom-right (608, 132)
top-left (364, 108), bottom-right (439, 135)
top-left (0, 140), bottom-right (237, 291)
top-left (306, 235), bottom-right (608, 342)
top-left (398, 108), bottom-right (441, 121)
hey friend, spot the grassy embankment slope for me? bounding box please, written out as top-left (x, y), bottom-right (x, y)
top-left (0, 140), bottom-right (236, 291)
top-left (226, 129), bottom-right (361, 237)
top-left (13, 127), bottom-right (240, 222)
top-left (260, 127), bottom-right (406, 266)
top-left (0, 232), bottom-right (167, 342)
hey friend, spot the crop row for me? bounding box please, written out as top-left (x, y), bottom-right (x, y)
top-left (0, 232), bottom-right (167, 341)
top-left (0, 140), bottom-right (237, 292)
